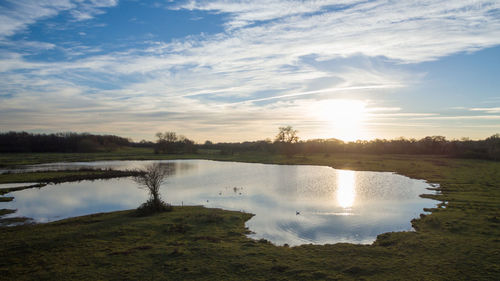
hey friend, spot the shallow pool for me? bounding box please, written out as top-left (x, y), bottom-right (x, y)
top-left (0, 160), bottom-right (437, 245)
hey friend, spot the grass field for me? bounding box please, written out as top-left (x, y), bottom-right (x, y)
top-left (0, 151), bottom-right (499, 280)
top-left (0, 147), bottom-right (247, 168)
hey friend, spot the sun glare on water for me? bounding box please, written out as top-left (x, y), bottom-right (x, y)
top-left (336, 170), bottom-right (356, 209)
top-left (316, 99), bottom-right (367, 142)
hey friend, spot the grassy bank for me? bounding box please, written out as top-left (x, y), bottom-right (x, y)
top-left (0, 169), bottom-right (143, 185)
top-left (0, 147), bottom-right (229, 167)
top-left (0, 152), bottom-right (499, 280)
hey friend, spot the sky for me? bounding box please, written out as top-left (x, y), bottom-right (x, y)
top-left (0, 0), bottom-right (499, 143)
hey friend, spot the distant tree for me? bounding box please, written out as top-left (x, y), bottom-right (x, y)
top-left (154, 131), bottom-right (197, 154)
top-left (180, 137), bottom-right (197, 153)
top-left (155, 131), bottom-right (177, 154)
top-left (419, 136), bottom-right (447, 154)
top-left (274, 126), bottom-right (300, 157)
top-left (134, 163), bottom-right (172, 215)
top-left (0, 131), bottom-right (130, 153)
top-left (485, 134), bottom-right (500, 161)
top-left (77, 138), bottom-right (101, 152)
top-left (275, 126), bottom-right (299, 143)
top-left (131, 139), bottom-right (155, 148)
top-left (165, 132), bottom-right (178, 142)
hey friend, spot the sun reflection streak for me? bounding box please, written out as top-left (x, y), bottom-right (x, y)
top-left (337, 170), bottom-right (356, 208)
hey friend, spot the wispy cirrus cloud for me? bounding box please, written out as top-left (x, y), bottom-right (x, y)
top-left (176, 0), bottom-right (500, 62)
top-left (175, 0), bottom-right (357, 29)
top-left (0, 0), bottom-right (118, 38)
top-left (0, 0), bottom-right (73, 38)
top-left (228, 84), bottom-right (404, 105)
top-left (70, 0), bottom-right (118, 21)
top-left (416, 115), bottom-right (500, 120)
top-left (469, 107), bottom-right (500, 113)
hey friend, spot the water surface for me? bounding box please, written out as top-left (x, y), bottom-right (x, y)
top-left (0, 160), bottom-right (437, 245)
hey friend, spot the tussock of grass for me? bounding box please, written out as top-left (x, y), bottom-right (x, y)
top-left (134, 198), bottom-right (173, 217)
top-left (0, 209), bottom-right (16, 216)
top-left (0, 183), bottom-right (46, 195)
top-left (0, 216), bottom-right (32, 226)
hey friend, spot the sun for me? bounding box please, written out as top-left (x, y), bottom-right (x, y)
top-left (316, 99), bottom-right (367, 142)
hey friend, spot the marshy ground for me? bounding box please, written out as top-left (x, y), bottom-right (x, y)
top-left (0, 151), bottom-right (499, 280)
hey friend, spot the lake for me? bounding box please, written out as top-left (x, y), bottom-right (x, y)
top-left (0, 160), bottom-right (437, 246)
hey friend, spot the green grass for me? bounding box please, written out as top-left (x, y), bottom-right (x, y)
top-left (0, 152), bottom-right (499, 280)
top-left (0, 209), bottom-right (16, 216)
top-left (0, 147), bottom-right (153, 167)
top-left (0, 147), bottom-right (238, 167)
top-left (0, 147), bottom-right (282, 168)
top-left (0, 169), bottom-right (142, 185)
top-left (0, 183), bottom-right (45, 195)
top-left (0, 171), bottom-right (105, 184)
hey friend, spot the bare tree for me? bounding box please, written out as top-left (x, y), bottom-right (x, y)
top-left (156, 132), bottom-right (178, 143)
top-left (275, 126), bottom-right (300, 157)
top-left (155, 132), bottom-right (178, 154)
top-left (275, 126), bottom-right (299, 143)
top-left (134, 163), bottom-right (171, 212)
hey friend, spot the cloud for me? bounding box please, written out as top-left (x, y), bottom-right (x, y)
top-left (368, 113), bottom-right (439, 119)
top-left (229, 84), bottom-right (403, 105)
top-left (0, 0), bottom-right (73, 38)
top-left (469, 107), bottom-right (500, 113)
top-left (415, 115), bottom-right (500, 120)
top-left (69, 0), bottom-right (118, 21)
top-left (0, 39), bottom-right (56, 53)
top-left (0, 0), bottom-right (118, 38)
top-left (176, 0), bottom-right (500, 62)
top-left (175, 0), bottom-right (357, 29)
top-left (1, 0), bottom-right (500, 141)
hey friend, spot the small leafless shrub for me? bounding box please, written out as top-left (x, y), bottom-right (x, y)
top-left (133, 163), bottom-right (172, 215)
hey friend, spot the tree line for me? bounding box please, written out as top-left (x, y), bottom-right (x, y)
top-left (201, 127), bottom-right (500, 161)
top-left (153, 132), bottom-right (196, 154)
top-left (0, 131), bottom-right (131, 153)
top-left (1, 130), bottom-right (499, 161)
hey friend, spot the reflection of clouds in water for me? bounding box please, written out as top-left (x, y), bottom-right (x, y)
top-left (3, 178), bottom-right (147, 221)
top-left (3, 160), bottom-right (436, 246)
